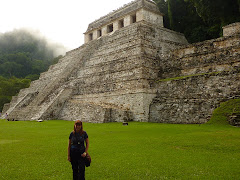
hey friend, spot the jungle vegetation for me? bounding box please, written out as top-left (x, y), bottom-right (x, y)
top-left (154, 0), bottom-right (240, 43)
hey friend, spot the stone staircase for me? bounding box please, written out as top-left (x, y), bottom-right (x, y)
top-left (4, 39), bottom-right (104, 120)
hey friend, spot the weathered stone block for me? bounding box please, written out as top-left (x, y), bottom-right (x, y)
top-left (223, 22), bottom-right (240, 37)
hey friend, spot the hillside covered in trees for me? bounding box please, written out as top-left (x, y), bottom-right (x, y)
top-left (0, 29), bottom-right (66, 79)
top-left (154, 0), bottom-right (240, 43)
top-left (0, 29), bottom-right (66, 111)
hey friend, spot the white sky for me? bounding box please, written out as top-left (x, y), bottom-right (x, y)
top-left (0, 0), bottom-right (134, 51)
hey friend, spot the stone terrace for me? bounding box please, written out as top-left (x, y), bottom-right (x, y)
top-left (150, 25), bottom-right (240, 123)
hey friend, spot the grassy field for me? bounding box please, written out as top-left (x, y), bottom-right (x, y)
top-left (0, 119), bottom-right (239, 180)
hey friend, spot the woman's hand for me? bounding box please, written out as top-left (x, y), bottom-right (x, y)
top-left (68, 155), bottom-right (71, 162)
top-left (81, 152), bottom-right (87, 158)
top-left (68, 139), bottom-right (71, 162)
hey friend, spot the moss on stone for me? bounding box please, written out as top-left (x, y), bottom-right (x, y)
top-left (158, 71), bottom-right (220, 82)
top-left (207, 99), bottom-right (240, 125)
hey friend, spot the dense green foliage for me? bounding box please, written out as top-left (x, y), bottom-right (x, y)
top-left (0, 29), bottom-right (65, 111)
top-left (154, 0), bottom-right (240, 43)
top-left (0, 120), bottom-right (239, 179)
top-left (0, 76), bottom-right (31, 111)
top-left (0, 29), bottom-right (65, 78)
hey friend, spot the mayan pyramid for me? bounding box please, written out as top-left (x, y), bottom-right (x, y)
top-left (2, 0), bottom-right (188, 122)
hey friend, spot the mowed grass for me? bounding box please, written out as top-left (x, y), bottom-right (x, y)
top-left (0, 120), bottom-right (239, 180)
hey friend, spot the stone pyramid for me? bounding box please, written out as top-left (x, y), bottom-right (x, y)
top-left (2, 0), bottom-right (187, 122)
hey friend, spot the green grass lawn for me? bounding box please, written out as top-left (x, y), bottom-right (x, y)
top-left (0, 120), bottom-right (239, 180)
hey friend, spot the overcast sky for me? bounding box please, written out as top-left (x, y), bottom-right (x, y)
top-left (0, 0), bottom-right (134, 50)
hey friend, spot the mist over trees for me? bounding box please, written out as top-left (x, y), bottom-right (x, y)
top-left (153, 0), bottom-right (240, 43)
top-left (0, 29), bottom-right (66, 78)
top-left (0, 29), bottom-right (66, 111)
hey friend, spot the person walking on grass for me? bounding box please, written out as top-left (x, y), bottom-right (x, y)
top-left (68, 120), bottom-right (89, 180)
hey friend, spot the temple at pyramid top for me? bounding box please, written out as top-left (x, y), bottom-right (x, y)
top-left (84, 0), bottom-right (163, 43)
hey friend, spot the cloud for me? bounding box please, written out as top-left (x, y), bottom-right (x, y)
top-left (0, 28), bottom-right (67, 57)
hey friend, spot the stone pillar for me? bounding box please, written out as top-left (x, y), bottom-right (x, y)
top-left (113, 21), bottom-right (119, 32)
top-left (93, 30), bottom-right (98, 40)
top-left (136, 9), bottom-right (144, 22)
top-left (124, 15), bottom-right (131, 26)
top-left (102, 26), bottom-right (108, 36)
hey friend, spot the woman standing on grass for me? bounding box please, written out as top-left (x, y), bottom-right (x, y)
top-left (68, 120), bottom-right (89, 180)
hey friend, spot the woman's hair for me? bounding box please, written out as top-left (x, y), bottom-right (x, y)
top-left (73, 120), bottom-right (84, 135)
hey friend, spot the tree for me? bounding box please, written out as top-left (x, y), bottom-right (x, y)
top-left (0, 76), bottom-right (30, 111)
top-left (185, 0), bottom-right (240, 37)
top-left (0, 62), bottom-right (23, 77)
top-left (0, 29), bottom-right (66, 78)
top-left (153, 0), bottom-right (240, 43)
